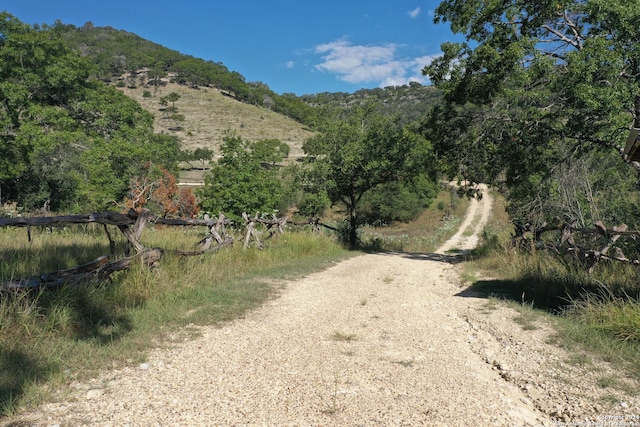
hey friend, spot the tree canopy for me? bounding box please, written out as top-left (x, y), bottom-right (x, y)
top-left (197, 135), bottom-right (290, 219)
top-left (0, 13), bottom-right (180, 211)
top-left (423, 0), bottom-right (640, 230)
top-left (303, 103), bottom-right (435, 247)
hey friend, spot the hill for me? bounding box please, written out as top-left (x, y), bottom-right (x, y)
top-left (57, 23), bottom-right (442, 128)
top-left (56, 22), bottom-right (318, 126)
top-left (119, 82), bottom-right (314, 161)
top-left (302, 84), bottom-right (442, 124)
top-left (54, 21), bottom-right (443, 185)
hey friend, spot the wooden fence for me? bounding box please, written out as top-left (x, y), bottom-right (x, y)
top-left (0, 209), bottom-right (334, 291)
top-left (514, 219), bottom-right (640, 273)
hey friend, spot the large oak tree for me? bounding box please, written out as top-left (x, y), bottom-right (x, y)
top-left (0, 13), bottom-right (180, 211)
top-left (303, 103), bottom-right (434, 247)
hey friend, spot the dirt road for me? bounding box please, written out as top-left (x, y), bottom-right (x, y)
top-left (8, 187), bottom-right (640, 426)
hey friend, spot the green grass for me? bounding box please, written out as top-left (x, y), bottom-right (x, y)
top-left (0, 226), bottom-right (351, 417)
top-left (463, 193), bottom-right (640, 385)
top-left (360, 188), bottom-right (470, 253)
top-left (331, 331), bottom-right (358, 342)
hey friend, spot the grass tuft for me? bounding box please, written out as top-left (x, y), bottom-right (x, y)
top-left (331, 331), bottom-right (358, 342)
top-left (568, 295), bottom-right (640, 343)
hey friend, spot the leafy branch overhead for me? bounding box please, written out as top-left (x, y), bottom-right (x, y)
top-left (423, 0), bottom-right (640, 233)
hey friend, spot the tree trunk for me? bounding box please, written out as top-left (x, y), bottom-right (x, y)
top-left (348, 208), bottom-right (358, 248)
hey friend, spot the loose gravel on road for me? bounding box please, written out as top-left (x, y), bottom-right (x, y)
top-left (6, 188), bottom-right (640, 426)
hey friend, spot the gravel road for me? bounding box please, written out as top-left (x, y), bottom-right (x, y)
top-left (7, 186), bottom-right (640, 426)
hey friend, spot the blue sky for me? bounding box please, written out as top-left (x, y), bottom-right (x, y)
top-left (2, 1), bottom-right (459, 95)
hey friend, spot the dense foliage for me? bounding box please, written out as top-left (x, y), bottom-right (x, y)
top-left (0, 13), bottom-right (180, 211)
top-left (302, 83), bottom-right (443, 125)
top-left (423, 0), bottom-right (640, 238)
top-left (359, 175), bottom-right (438, 225)
top-left (302, 103), bottom-right (437, 246)
top-left (197, 136), bottom-right (290, 219)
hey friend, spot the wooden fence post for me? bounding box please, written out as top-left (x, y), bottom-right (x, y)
top-left (117, 209), bottom-right (149, 254)
top-left (243, 212), bottom-right (263, 249)
top-left (103, 223), bottom-right (116, 255)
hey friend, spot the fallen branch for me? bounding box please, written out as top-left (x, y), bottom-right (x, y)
top-left (0, 249), bottom-right (164, 292)
top-left (527, 219), bottom-right (640, 271)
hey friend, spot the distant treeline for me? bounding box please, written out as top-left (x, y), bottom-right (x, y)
top-left (55, 22), bottom-right (443, 127)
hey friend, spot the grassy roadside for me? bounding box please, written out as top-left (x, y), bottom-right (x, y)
top-left (359, 187), bottom-right (470, 253)
top-left (461, 192), bottom-right (640, 389)
top-left (0, 188), bottom-right (476, 417)
top-left (0, 228), bottom-right (351, 416)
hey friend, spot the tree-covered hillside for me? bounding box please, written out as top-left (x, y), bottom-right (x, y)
top-left (55, 23), bottom-right (443, 128)
top-left (302, 83), bottom-right (443, 125)
top-left (55, 22), bottom-right (319, 126)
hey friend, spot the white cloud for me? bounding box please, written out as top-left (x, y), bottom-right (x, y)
top-left (314, 39), bottom-right (439, 88)
top-left (315, 40), bottom-right (398, 83)
top-left (285, 61), bottom-right (295, 69)
top-left (408, 7), bottom-right (421, 18)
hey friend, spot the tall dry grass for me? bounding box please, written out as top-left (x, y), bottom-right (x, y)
top-left (0, 225), bottom-right (350, 416)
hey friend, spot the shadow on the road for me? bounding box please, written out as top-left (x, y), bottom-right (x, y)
top-left (365, 249), bottom-right (470, 265)
top-left (362, 249), bottom-right (567, 310)
top-left (453, 278), bottom-right (527, 303)
top-left (454, 278), bottom-right (571, 313)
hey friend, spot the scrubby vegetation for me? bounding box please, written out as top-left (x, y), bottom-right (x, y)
top-left (466, 195), bottom-right (640, 382)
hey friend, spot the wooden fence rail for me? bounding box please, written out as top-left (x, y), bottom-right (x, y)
top-left (0, 209), bottom-right (234, 291)
top-left (516, 219), bottom-right (640, 272)
top-left (0, 210), bottom-right (337, 291)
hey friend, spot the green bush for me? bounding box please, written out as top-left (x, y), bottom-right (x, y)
top-left (297, 192), bottom-right (330, 218)
top-left (360, 176), bottom-right (437, 225)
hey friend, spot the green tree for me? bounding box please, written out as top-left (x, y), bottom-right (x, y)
top-left (360, 175), bottom-right (438, 225)
top-left (0, 13), bottom-right (181, 211)
top-left (423, 0), bottom-right (640, 230)
top-left (193, 147), bottom-right (214, 165)
top-left (181, 147), bottom-right (214, 169)
top-left (197, 135), bottom-right (289, 218)
top-left (303, 103), bottom-right (435, 247)
top-left (148, 64), bottom-right (167, 93)
top-left (161, 92), bottom-right (181, 108)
